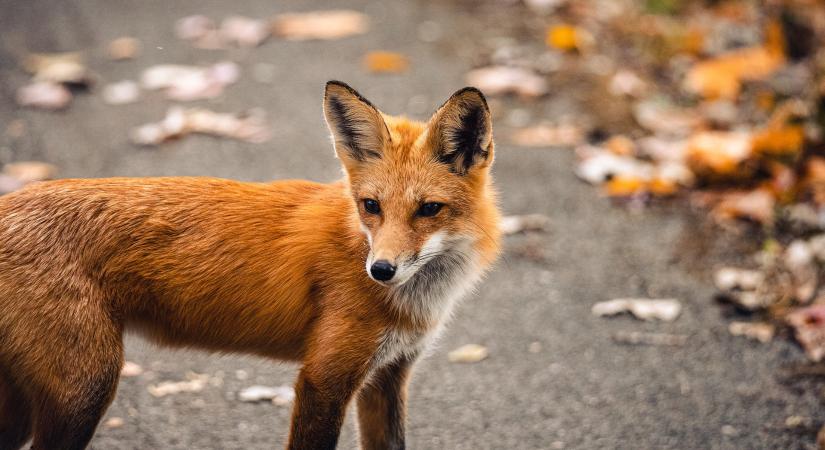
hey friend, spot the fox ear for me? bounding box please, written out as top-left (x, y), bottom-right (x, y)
top-left (323, 81), bottom-right (391, 164)
top-left (427, 87), bottom-right (493, 175)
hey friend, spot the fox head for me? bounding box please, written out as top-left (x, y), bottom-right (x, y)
top-left (323, 81), bottom-right (499, 287)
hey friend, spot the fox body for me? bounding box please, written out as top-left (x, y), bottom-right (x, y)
top-left (0, 81), bottom-right (500, 450)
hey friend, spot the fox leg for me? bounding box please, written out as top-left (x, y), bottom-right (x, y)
top-left (0, 374), bottom-right (32, 450)
top-left (286, 320), bottom-right (378, 450)
top-left (26, 306), bottom-right (123, 450)
top-left (356, 356), bottom-right (415, 450)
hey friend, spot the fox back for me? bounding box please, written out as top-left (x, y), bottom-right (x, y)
top-left (0, 81), bottom-right (500, 450)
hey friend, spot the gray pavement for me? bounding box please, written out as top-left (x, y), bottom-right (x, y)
top-left (1, 0), bottom-right (824, 449)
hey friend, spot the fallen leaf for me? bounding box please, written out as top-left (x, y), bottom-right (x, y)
top-left (608, 70), bottom-right (647, 97)
top-left (787, 304), bottom-right (825, 362)
top-left (131, 107), bottom-right (271, 146)
top-left (728, 321), bottom-right (775, 343)
top-left (712, 188), bottom-right (776, 224)
top-left (683, 22), bottom-right (785, 100)
top-left (140, 62), bottom-right (239, 101)
top-left (120, 361), bottom-right (143, 377)
top-left (464, 66), bottom-right (548, 98)
top-left (545, 24), bottom-right (579, 51)
top-left (363, 51), bottom-right (409, 74)
top-left (604, 175), bottom-right (647, 197)
top-left (272, 10), bottom-right (369, 41)
top-left (685, 131), bottom-right (753, 177)
top-left (592, 298), bottom-right (682, 321)
top-left (175, 15), bottom-right (224, 49)
top-left (612, 331), bottom-right (688, 346)
top-left (633, 99), bottom-right (703, 136)
top-left (16, 82), bottom-right (71, 110)
top-left (448, 344), bottom-right (488, 363)
top-left (23, 52), bottom-right (93, 86)
top-left (220, 16), bottom-right (270, 47)
top-left (104, 417), bottom-right (125, 429)
top-left (3, 162), bottom-right (58, 183)
top-left (510, 123), bottom-right (583, 147)
top-left (500, 214), bottom-right (550, 235)
top-left (0, 176), bottom-right (26, 194)
top-left (751, 125), bottom-right (804, 157)
top-left (714, 267), bottom-right (764, 292)
top-left (147, 372), bottom-right (209, 397)
top-left (102, 80), bottom-right (140, 105)
top-left (575, 145), bottom-right (652, 185)
top-left (238, 385), bottom-right (295, 405)
top-left (108, 37), bottom-right (141, 60)
top-left (603, 135), bottom-right (636, 156)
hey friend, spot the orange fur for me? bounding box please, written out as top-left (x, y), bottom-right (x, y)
top-left (0, 81), bottom-right (500, 450)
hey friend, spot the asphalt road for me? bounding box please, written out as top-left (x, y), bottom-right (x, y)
top-left (1, 0), bottom-right (824, 449)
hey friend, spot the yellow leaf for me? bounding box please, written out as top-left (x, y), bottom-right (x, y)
top-left (649, 178), bottom-right (679, 196)
top-left (363, 51), bottom-right (409, 74)
top-left (546, 25), bottom-right (578, 51)
top-left (604, 175), bottom-right (646, 196)
top-left (752, 125), bottom-right (804, 157)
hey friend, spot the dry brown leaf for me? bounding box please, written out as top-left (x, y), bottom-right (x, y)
top-left (447, 344), bottom-right (488, 363)
top-left (131, 107), bottom-right (271, 146)
top-left (464, 66), bottom-right (548, 98)
top-left (220, 16), bottom-right (270, 47)
top-left (147, 372), bottom-right (209, 397)
top-left (712, 188), bottom-right (776, 224)
top-left (685, 131), bottom-right (753, 177)
top-left (500, 214), bottom-right (550, 235)
top-left (16, 82), bottom-right (71, 110)
top-left (175, 15), bottom-right (224, 49)
top-left (140, 62), bottom-right (239, 101)
top-left (120, 361), bottom-right (143, 377)
top-left (633, 99), bottom-right (703, 136)
top-left (787, 304), bottom-right (825, 362)
top-left (510, 123), bottom-right (583, 147)
top-left (592, 298), bottom-right (682, 321)
top-left (104, 417), bottom-right (125, 429)
top-left (107, 37), bottom-right (141, 60)
top-left (363, 51), bottom-right (409, 74)
top-left (23, 52), bottom-right (93, 86)
top-left (3, 161), bottom-right (58, 183)
top-left (728, 321), bottom-right (775, 343)
top-left (102, 80), bottom-right (140, 105)
top-left (272, 10), bottom-right (369, 41)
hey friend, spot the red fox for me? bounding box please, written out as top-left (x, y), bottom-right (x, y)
top-left (0, 81), bottom-right (500, 450)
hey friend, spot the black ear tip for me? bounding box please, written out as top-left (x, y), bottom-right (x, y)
top-left (452, 86), bottom-right (489, 111)
top-left (325, 80), bottom-right (352, 97)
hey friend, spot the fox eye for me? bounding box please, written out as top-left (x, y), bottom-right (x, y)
top-left (363, 198), bottom-right (381, 215)
top-left (417, 202), bottom-right (444, 217)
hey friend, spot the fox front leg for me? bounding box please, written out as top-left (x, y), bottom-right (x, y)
top-left (356, 356), bottom-right (415, 450)
top-left (287, 322), bottom-right (378, 450)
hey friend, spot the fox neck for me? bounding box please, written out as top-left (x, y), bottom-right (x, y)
top-left (386, 238), bottom-right (482, 329)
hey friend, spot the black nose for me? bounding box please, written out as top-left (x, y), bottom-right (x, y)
top-left (370, 260), bottom-right (396, 281)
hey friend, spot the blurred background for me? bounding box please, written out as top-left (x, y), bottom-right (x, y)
top-left (2, 0), bottom-right (825, 448)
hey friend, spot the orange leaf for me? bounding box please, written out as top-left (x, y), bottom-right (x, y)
top-left (604, 175), bottom-right (646, 197)
top-left (751, 125), bottom-right (804, 157)
top-left (546, 25), bottom-right (579, 51)
top-left (363, 51), bottom-right (409, 74)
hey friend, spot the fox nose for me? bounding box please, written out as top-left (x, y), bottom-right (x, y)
top-left (370, 260), bottom-right (396, 282)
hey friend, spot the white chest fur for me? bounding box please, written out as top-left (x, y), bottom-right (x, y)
top-left (373, 243), bottom-right (483, 368)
